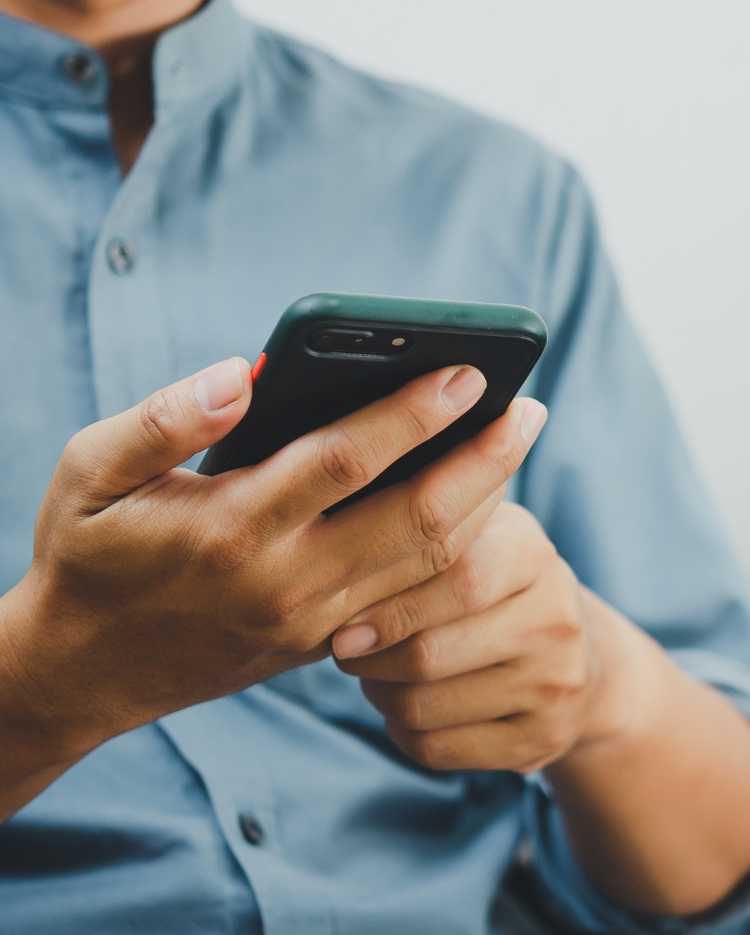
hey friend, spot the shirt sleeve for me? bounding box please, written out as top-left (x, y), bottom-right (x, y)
top-left (523, 786), bottom-right (750, 934)
top-left (517, 162), bottom-right (750, 933)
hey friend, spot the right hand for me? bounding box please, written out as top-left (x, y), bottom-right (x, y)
top-left (1, 356), bottom-right (545, 764)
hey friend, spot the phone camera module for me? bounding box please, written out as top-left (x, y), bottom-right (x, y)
top-left (308, 328), bottom-right (374, 354)
top-left (307, 327), bottom-right (412, 357)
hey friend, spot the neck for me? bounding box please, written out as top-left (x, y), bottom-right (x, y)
top-left (0, 0), bottom-right (207, 173)
top-left (0, 1), bottom-right (204, 54)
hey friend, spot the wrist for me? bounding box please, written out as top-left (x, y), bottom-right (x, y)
top-left (0, 568), bottom-right (111, 769)
top-left (558, 588), bottom-right (670, 770)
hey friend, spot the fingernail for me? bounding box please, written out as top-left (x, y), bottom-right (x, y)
top-left (520, 399), bottom-right (548, 445)
top-left (194, 358), bottom-right (249, 412)
top-left (334, 624), bottom-right (378, 659)
top-left (442, 367), bottom-right (487, 413)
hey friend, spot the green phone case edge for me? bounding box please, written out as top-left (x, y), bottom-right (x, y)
top-left (264, 293), bottom-right (548, 357)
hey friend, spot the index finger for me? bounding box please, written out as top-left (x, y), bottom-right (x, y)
top-left (233, 365), bottom-right (488, 528)
top-left (318, 397), bottom-right (547, 587)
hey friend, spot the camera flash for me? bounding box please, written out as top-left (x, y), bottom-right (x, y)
top-left (392, 337), bottom-right (406, 347)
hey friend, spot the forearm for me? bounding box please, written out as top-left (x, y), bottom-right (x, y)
top-left (546, 588), bottom-right (750, 918)
top-left (0, 576), bottom-right (94, 822)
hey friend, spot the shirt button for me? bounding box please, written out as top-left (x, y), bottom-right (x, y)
top-left (238, 813), bottom-right (265, 847)
top-left (106, 238), bottom-right (135, 275)
top-left (62, 52), bottom-right (99, 85)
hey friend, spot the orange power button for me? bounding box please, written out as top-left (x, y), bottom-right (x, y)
top-left (250, 352), bottom-right (268, 383)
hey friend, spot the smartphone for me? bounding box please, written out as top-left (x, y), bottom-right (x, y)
top-left (198, 293), bottom-right (547, 506)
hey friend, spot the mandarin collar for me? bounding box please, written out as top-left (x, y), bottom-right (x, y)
top-left (0, 0), bottom-right (252, 112)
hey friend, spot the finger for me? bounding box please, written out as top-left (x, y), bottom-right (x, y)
top-left (333, 503), bottom-right (542, 660)
top-left (286, 489), bottom-right (504, 651)
top-left (60, 358), bottom-right (252, 505)
top-left (341, 488), bottom-right (504, 623)
top-left (234, 365), bottom-right (488, 528)
top-left (320, 397), bottom-right (547, 590)
top-left (361, 664), bottom-right (534, 731)
top-left (338, 577), bottom-right (557, 682)
top-left (386, 716), bottom-right (551, 773)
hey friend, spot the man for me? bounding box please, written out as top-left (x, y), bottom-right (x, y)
top-left (1, 1), bottom-right (749, 932)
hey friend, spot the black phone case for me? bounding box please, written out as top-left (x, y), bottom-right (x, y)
top-left (198, 296), bottom-right (546, 508)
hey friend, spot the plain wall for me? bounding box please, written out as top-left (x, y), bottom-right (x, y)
top-left (237, 0), bottom-right (750, 571)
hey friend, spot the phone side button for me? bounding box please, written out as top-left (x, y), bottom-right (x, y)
top-left (251, 352), bottom-right (268, 383)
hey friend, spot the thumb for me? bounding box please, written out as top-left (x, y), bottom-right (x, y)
top-left (65, 357), bottom-right (252, 501)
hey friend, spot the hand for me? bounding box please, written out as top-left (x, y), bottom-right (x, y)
top-left (334, 500), bottom-right (633, 773)
top-left (1, 356), bottom-right (546, 767)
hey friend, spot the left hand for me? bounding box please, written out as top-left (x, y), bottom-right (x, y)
top-left (333, 501), bottom-right (631, 773)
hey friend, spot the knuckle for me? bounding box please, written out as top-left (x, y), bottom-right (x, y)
top-left (266, 583), bottom-right (308, 629)
top-left (451, 556), bottom-right (487, 614)
top-left (140, 390), bottom-right (184, 453)
top-left (537, 533), bottom-right (559, 566)
top-left (507, 718), bottom-right (542, 770)
top-left (318, 429), bottom-right (372, 492)
top-left (45, 535), bottom-right (91, 581)
top-left (60, 429), bottom-right (88, 473)
top-left (200, 522), bottom-right (248, 574)
top-left (491, 435), bottom-right (526, 481)
top-left (529, 530), bottom-right (558, 571)
top-left (538, 716), bottom-right (574, 760)
top-left (407, 731), bottom-right (451, 771)
top-left (536, 680), bottom-right (579, 706)
top-left (482, 423), bottom-right (535, 483)
top-left (547, 615), bottom-right (583, 645)
top-left (202, 534), bottom-right (240, 573)
top-left (408, 483), bottom-right (453, 548)
top-left (566, 670), bottom-right (588, 697)
top-left (394, 688), bottom-right (425, 731)
top-left (58, 428), bottom-right (110, 502)
top-left (422, 532), bottom-right (461, 578)
top-left (560, 654), bottom-right (590, 696)
top-left (380, 598), bottom-right (423, 648)
top-left (406, 632), bottom-right (441, 682)
top-left (60, 427), bottom-right (100, 482)
top-left (548, 561), bottom-right (583, 636)
top-left (512, 725), bottom-right (568, 774)
top-left (399, 396), bottom-right (434, 442)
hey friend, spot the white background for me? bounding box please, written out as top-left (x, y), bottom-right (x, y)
top-left (238, 0), bottom-right (750, 570)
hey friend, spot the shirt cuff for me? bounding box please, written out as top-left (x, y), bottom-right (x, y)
top-left (523, 783), bottom-right (750, 934)
top-left (522, 649), bottom-right (750, 934)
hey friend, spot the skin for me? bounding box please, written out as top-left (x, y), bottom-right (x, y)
top-left (1, 358), bottom-right (542, 817)
top-left (0, 0), bottom-right (206, 170)
top-left (334, 506), bottom-right (750, 915)
top-left (1, 0), bottom-right (750, 921)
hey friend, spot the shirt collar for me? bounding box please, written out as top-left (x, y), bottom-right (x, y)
top-left (0, 0), bottom-right (251, 111)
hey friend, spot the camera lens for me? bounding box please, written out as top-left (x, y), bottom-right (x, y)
top-left (308, 330), bottom-right (333, 352)
top-left (307, 328), bottom-right (375, 354)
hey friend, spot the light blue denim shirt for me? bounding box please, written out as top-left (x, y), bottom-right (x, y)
top-left (1, 2), bottom-right (749, 933)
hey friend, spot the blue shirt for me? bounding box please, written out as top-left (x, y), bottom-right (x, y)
top-left (1, 2), bottom-right (750, 933)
